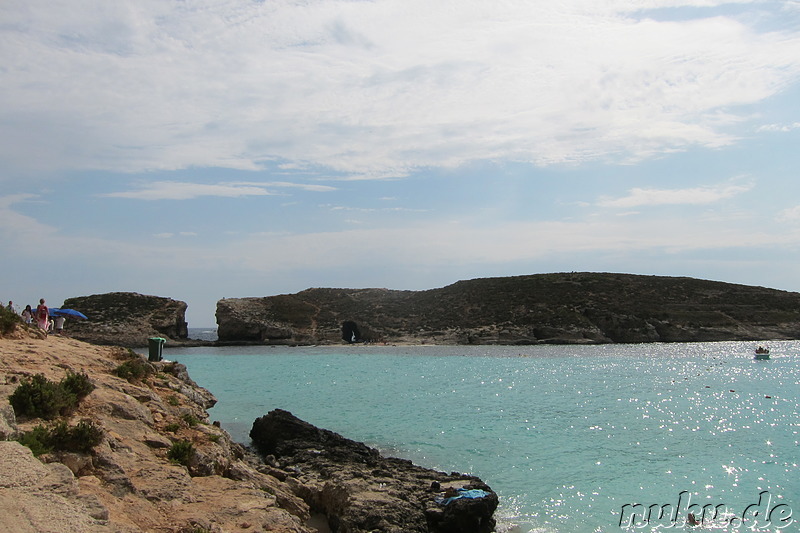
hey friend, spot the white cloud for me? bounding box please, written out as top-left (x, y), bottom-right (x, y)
top-left (260, 182), bottom-right (337, 192)
top-left (0, 194), bottom-right (59, 248)
top-left (153, 231), bottom-right (199, 238)
top-left (218, 213), bottom-right (800, 276)
top-left (757, 122), bottom-right (800, 132)
top-left (1, 0), bottom-right (799, 179)
top-left (4, 186), bottom-right (800, 322)
top-left (326, 204), bottom-right (427, 213)
top-left (777, 205), bottom-right (800, 222)
top-left (101, 181), bottom-right (275, 200)
top-left (100, 180), bottom-right (336, 200)
top-left (597, 181), bottom-right (753, 208)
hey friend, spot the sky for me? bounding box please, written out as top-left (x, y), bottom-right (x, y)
top-left (2, 0), bottom-right (800, 327)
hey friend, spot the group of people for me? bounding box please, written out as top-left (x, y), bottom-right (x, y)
top-left (5, 298), bottom-right (66, 336)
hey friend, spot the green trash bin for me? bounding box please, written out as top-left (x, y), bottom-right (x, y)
top-left (148, 337), bottom-right (166, 362)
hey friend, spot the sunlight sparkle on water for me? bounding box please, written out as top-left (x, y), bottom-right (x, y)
top-left (172, 340), bottom-right (800, 533)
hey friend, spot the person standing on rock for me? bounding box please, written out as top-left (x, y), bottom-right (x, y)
top-left (36, 299), bottom-right (49, 335)
top-left (21, 305), bottom-right (33, 324)
top-left (53, 315), bottom-right (66, 335)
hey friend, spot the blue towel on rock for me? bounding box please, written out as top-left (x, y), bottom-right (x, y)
top-left (437, 488), bottom-right (490, 505)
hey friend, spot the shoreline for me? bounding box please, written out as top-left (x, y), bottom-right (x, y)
top-left (0, 327), bottom-right (499, 533)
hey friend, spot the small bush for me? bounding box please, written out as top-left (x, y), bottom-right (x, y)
top-left (0, 305), bottom-right (21, 335)
top-left (61, 371), bottom-right (95, 400)
top-left (165, 422), bottom-right (181, 432)
top-left (16, 425), bottom-right (53, 456)
top-left (10, 374), bottom-right (77, 420)
top-left (168, 395), bottom-right (180, 406)
top-left (114, 357), bottom-right (154, 382)
top-left (49, 419), bottom-right (104, 453)
top-left (181, 413), bottom-right (199, 427)
top-left (167, 440), bottom-right (195, 466)
top-left (9, 373), bottom-right (96, 420)
top-left (17, 419), bottom-right (104, 456)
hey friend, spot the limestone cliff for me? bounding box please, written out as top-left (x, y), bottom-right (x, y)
top-left (216, 273), bottom-right (800, 345)
top-left (62, 292), bottom-right (189, 347)
top-left (0, 326), bottom-right (312, 533)
top-left (0, 322), bottom-right (498, 533)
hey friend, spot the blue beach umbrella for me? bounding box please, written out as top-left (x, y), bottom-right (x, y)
top-left (49, 308), bottom-right (88, 320)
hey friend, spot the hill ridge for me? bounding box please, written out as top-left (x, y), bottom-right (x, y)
top-left (215, 272), bottom-right (800, 345)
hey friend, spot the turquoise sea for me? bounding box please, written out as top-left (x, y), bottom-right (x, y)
top-left (166, 340), bottom-right (799, 532)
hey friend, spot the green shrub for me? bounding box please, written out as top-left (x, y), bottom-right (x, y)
top-left (10, 374), bottom-right (77, 420)
top-left (9, 373), bottom-right (96, 420)
top-left (181, 413), bottom-right (199, 427)
top-left (167, 395), bottom-right (180, 406)
top-left (61, 371), bottom-right (95, 400)
top-left (165, 422), bottom-right (181, 432)
top-left (114, 357), bottom-right (154, 382)
top-left (49, 419), bottom-right (104, 453)
top-left (167, 440), bottom-right (195, 466)
top-left (0, 305), bottom-right (21, 335)
top-left (17, 419), bottom-right (103, 456)
top-left (16, 425), bottom-right (53, 456)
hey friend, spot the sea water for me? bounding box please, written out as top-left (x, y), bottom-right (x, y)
top-left (166, 341), bottom-right (800, 532)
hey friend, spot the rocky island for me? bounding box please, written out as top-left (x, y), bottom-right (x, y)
top-left (0, 317), bottom-right (497, 533)
top-left (63, 292), bottom-right (189, 347)
top-left (216, 273), bottom-right (800, 345)
top-left (48, 273), bottom-right (800, 348)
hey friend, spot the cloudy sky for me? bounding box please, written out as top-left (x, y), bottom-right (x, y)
top-left (2, 0), bottom-right (800, 327)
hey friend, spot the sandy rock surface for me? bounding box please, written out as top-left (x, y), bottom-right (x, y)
top-left (1, 325), bottom-right (499, 533)
top-left (0, 328), bottom-right (315, 533)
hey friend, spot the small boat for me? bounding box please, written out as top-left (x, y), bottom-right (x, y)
top-left (754, 346), bottom-right (770, 360)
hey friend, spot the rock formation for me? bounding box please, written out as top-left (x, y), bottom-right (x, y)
top-left (215, 273), bottom-right (800, 345)
top-left (62, 292), bottom-right (189, 347)
top-left (250, 409), bottom-right (498, 533)
top-left (0, 326), bottom-right (312, 533)
top-left (1, 322), bottom-right (499, 533)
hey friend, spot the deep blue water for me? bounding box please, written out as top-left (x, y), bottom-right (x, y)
top-left (164, 341), bottom-right (800, 532)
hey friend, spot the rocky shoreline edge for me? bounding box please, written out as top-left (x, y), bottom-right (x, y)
top-left (0, 327), bottom-right (497, 533)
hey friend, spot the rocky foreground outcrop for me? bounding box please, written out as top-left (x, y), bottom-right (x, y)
top-left (251, 409), bottom-right (498, 533)
top-left (62, 292), bottom-right (189, 347)
top-left (0, 324), bottom-right (497, 533)
top-left (216, 273), bottom-right (800, 345)
top-left (0, 327), bottom-right (310, 533)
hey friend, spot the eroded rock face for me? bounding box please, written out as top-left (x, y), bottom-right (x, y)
top-left (1, 332), bottom-right (315, 533)
top-left (0, 441), bottom-right (112, 533)
top-left (216, 297), bottom-right (312, 344)
top-left (62, 292), bottom-right (189, 347)
top-left (250, 409), bottom-right (498, 533)
top-left (214, 274), bottom-right (800, 345)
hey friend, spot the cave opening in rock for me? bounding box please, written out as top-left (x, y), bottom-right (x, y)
top-left (341, 321), bottom-right (360, 343)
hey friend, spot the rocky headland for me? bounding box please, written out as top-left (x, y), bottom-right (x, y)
top-left (62, 292), bottom-right (189, 347)
top-left (50, 273), bottom-right (800, 348)
top-left (0, 321), bottom-right (497, 533)
top-left (250, 409), bottom-right (497, 533)
top-left (216, 273), bottom-right (800, 345)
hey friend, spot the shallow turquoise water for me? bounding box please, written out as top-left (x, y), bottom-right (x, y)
top-left (168, 341), bottom-right (800, 532)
